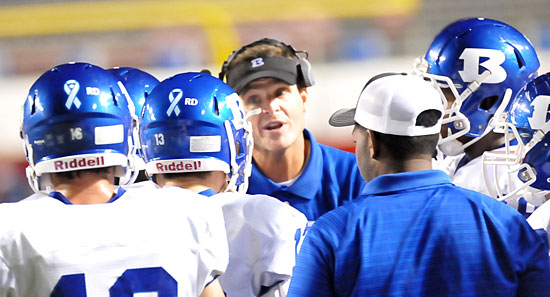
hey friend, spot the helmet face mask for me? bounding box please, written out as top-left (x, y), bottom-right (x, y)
top-left (415, 17), bottom-right (540, 156)
top-left (21, 62), bottom-right (137, 193)
top-left (140, 72), bottom-right (253, 193)
top-left (482, 72), bottom-right (550, 205)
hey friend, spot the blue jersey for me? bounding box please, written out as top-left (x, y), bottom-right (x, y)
top-left (288, 170), bottom-right (550, 297)
top-left (247, 129), bottom-right (365, 221)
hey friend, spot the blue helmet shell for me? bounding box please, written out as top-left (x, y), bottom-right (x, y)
top-left (508, 72), bottom-right (550, 190)
top-left (21, 62), bottom-right (135, 190)
top-left (140, 72), bottom-right (252, 191)
top-left (425, 17), bottom-right (540, 137)
top-left (107, 67), bottom-right (160, 118)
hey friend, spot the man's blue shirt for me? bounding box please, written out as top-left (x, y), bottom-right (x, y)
top-left (288, 170), bottom-right (550, 297)
top-left (247, 129), bottom-right (365, 221)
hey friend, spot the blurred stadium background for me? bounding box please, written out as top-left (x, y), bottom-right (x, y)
top-left (1, 0), bottom-right (549, 202)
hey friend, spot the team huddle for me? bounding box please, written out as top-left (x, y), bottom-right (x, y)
top-left (1, 17), bottom-right (550, 296)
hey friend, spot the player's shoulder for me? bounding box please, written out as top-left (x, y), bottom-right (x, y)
top-left (124, 184), bottom-right (201, 202)
top-left (215, 192), bottom-right (307, 234)
top-left (123, 185), bottom-right (221, 218)
top-left (218, 192), bottom-right (305, 218)
top-left (0, 195), bottom-right (64, 236)
top-left (528, 200), bottom-right (550, 228)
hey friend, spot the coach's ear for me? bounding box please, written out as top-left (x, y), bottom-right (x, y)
top-left (368, 129), bottom-right (380, 160)
top-left (298, 87), bottom-right (308, 113)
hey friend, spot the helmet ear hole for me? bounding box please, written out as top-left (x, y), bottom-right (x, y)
top-left (213, 95), bottom-right (220, 116)
top-left (31, 94), bottom-right (37, 115)
top-left (514, 47), bottom-right (526, 69)
top-left (111, 88), bottom-right (119, 106)
top-left (480, 96), bottom-right (499, 111)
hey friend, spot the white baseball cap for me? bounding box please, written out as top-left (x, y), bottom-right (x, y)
top-left (329, 73), bottom-right (443, 136)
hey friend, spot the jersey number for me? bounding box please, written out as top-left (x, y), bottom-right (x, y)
top-left (50, 267), bottom-right (177, 296)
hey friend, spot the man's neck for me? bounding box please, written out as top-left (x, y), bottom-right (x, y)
top-left (374, 157), bottom-right (433, 180)
top-left (253, 136), bottom-right (310, 183)
top-left (54, 178), bottom-right (115, 205)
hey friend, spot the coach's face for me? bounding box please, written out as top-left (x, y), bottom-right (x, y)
top-left (240, 78), bottom-right (307, 154)
top-left (353, 125), bottom-right (378, 183)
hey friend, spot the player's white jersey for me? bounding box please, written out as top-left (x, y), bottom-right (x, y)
top-left (19, 191), bottom-right (48, 202)
top-left (433, 147), bottom-right (541, 213)
top-left (19, 180), bottom-right (160, 203)
top-left (123, 180), bottom-right (159, 191)
top-left (0, 186), bottom-right (228, 297)
top-left (208, 192), bottom-right (308, 297)
top-left (527, 200), bottom-right (550, 254)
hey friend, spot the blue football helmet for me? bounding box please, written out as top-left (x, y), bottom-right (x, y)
top-left (107, 67), bottom-right (160, 118)
top-left (140, 72), bottom-right (253, 192)
top-left (415, 17), bottom-right (540, 156)
top-left (108, 67), bottom-right (160, 172)
top-left (483, 73), bottom-right (550, 208)
top-left (21, 62), bottom-right (137, 192)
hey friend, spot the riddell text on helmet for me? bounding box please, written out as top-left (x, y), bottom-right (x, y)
top-left (54, 156), bottom-right (105, 170)
top-left (156, 161), bottom-right (202, 172)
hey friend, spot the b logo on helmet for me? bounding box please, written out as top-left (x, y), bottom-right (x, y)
top-left (458, 48), bottom-right (507, 84)
top-left (528, 95), bottom-right (550, 130)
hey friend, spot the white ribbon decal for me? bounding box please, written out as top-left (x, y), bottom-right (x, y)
top-left (64, 80), bottom-right (81, 109)
top-left (167, 89), bottom-right (182, 116)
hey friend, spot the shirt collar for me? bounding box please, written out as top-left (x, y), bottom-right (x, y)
top-left (48, 187), bottom-right (127, 205)
top-left (248, 129), bottom-right (323, 199)
top-left (199, 188), bottom-right (217, 197)
top-left (362, 170), bottom-right (452, 196)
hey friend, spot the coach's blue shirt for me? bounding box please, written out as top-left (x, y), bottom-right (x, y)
top-left (288, 170), bottom-right (550, 297)
top-left (247, 129), bottom-right (365, 221)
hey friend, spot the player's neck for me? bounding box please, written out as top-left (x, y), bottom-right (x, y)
top-left (53, 176), bottom-right (116, 204)
top-left (164, 181), bottom-right (213, 194)
top-left (158, 172), bottom-right (227, 194)
top-left (253, 137), bottom-right (310, 183)
top-left (464, 131), bottom-right (506, 161)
